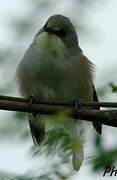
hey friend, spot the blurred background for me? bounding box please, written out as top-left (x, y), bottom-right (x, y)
top-left (0, 0), bottom-right (117, 179)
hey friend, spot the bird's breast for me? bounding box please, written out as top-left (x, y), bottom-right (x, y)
top-left (18, 32), bottom-right (92, 101)
top-left (22, 32), bottom-right (74, 99)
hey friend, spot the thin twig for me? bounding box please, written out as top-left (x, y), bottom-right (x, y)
top-left (0, 95), bottom-right (117, 107)
top-left (0, 95), bottom-right (117, 127)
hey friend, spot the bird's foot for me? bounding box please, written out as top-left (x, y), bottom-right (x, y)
top-left (73, 99), bottom-right (81, 109)
top-left (27, 96), bottom-right (38, 116)
top-left (73, 99), bottom-right (82, 121)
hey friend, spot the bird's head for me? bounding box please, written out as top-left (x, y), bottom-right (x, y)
top-left (42, 15), bottom-right (79, 49)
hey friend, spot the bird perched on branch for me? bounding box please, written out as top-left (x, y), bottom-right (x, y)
top-left (17, 14), bottom-right (102, 171)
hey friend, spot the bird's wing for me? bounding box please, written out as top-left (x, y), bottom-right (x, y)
top-left (92, 84), bottom-right (102, 135)
top-left (28, 113), bottom-right (45, 145)
top-left (17, 27), bottom-right (46, 145)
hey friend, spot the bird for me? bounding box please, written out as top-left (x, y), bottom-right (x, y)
top-left (16, 14), bottom-right (102, 171)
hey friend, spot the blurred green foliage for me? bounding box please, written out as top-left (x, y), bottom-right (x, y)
top-left (92, 149), bottom-right (117, 171)
top-left (109, 83), bottom-right (117, 93)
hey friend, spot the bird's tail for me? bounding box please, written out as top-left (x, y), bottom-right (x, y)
top-left (28, 113), bottom-right (45, 145)
top-left (71, 136), bottom-right (84, 171)
top-left (57, 118), bottom-right (84, 171)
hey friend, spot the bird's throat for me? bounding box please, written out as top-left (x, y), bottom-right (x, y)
top-left (35, 32), bottom-right (67, 58)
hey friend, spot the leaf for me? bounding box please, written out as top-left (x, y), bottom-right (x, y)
top-left (109, 83), bottom-right (117, 93)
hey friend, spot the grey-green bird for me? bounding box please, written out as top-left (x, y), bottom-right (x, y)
top-left (17, 14), bottom-right (102, 171)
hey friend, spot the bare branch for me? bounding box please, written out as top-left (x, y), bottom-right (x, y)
top-left (0, 95), bottom-right (117, 107)
top-left (0, 95), bottom-right (117, 127)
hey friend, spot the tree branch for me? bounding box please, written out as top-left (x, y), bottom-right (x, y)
top-left (0, 95), bottom-right (117, 127)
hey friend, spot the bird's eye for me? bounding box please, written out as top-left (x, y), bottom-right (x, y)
top-left (43, 25), bottom-right (66, 37)
top-left (55, 29), bottom-right (66, 37)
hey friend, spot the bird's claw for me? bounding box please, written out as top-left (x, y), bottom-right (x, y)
top-left (73, 99), bottom-right (82, 121)
top-left (73, 99), bottom-right (81, 109)
top-left (27, 96), bottom-right (37, 116)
